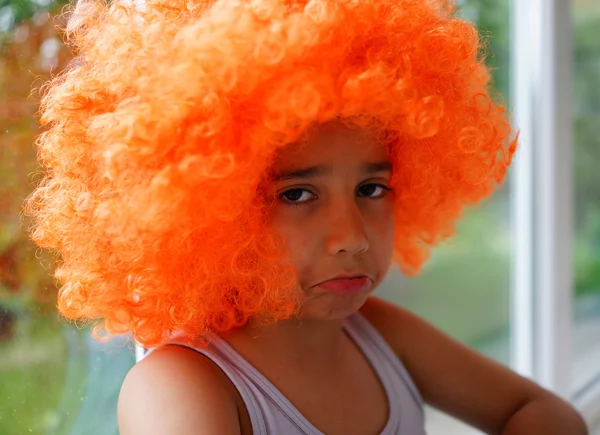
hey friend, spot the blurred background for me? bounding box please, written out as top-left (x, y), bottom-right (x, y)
top-left (0, 0), bottom-right (599, 434)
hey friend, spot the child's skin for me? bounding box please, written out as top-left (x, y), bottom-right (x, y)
top-left (118, 122), bottom-right (587, 435)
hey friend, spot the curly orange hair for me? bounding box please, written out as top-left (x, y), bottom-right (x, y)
top-left (25, 0), bottom-right (517, 346)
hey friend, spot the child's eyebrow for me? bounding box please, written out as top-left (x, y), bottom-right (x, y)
top-left (273, 161), bottom-right (392, 181)
top-left (365, 161), bottom-right (392, 174)
top-left (273, 165), bottom-right (331, 181)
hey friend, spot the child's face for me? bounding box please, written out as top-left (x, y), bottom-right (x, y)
top-left (268, 121), bottom-right (396, 320)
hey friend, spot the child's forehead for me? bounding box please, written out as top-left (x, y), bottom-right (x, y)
top-left (305, 120), bottom-right (378, 144)
top-left (272, 121), bottom-right (387, 163)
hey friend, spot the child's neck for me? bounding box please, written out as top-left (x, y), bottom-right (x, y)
top-left (223, 316), bottom-right (350, 374)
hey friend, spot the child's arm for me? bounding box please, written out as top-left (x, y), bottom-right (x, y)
top-left (361, 296), bottom-right (588, 435)
top-left (118, 346), bottom-right (242, 435)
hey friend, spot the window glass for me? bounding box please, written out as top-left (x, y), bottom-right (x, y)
top-left (0, 3), bottom-right (134, 434)
top-left (571, 0), bottom-right (600, 394)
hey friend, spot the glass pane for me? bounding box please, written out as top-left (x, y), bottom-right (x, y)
top-left (0, 3), bottom-right (135, 435)
top-left (375, 0), bottom-right (511, 433)
top-left (572, 0), bottom-right (600, 394)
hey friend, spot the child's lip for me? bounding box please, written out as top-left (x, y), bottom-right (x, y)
top-left (315, 275), bottom-right (372, 295)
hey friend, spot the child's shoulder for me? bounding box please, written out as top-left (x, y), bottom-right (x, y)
top-left (360, 296), bottom-right (564, 434)
top-left (118, 345), bottom-right (241, 434)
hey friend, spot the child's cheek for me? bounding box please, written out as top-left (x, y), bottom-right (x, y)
top-left (284, 233), bottom-right (317, 288)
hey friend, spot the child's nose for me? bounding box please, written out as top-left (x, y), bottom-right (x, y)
top-left (324, 200), bottom-right (370, 256)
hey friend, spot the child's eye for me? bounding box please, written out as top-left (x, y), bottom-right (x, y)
top-left (279, 188), bottom-right (316, 205)
top-left (358, 183), bottom-right (391, 198)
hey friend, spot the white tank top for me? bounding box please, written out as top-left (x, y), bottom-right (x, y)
top-left (151, 313), bottom-right (426, 434)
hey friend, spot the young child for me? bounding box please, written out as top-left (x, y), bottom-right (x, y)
top-left (26, 0), bottom-right (588, 434)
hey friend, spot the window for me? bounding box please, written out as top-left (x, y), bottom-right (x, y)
top-left (509, 0), bottom-right (600, 428)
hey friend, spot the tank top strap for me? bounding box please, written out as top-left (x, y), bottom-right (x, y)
top-left (344, 313), bottom-right (425, 414)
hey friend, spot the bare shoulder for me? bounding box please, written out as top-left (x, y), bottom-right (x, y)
top-left (117, 345), bottom-right (241, 435)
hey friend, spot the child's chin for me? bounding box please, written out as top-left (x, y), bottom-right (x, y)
top-left (299, 291), bottom-right (371, 321)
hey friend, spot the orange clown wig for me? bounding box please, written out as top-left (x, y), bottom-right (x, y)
top-left (25, 0), bottom-right (517, 347)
